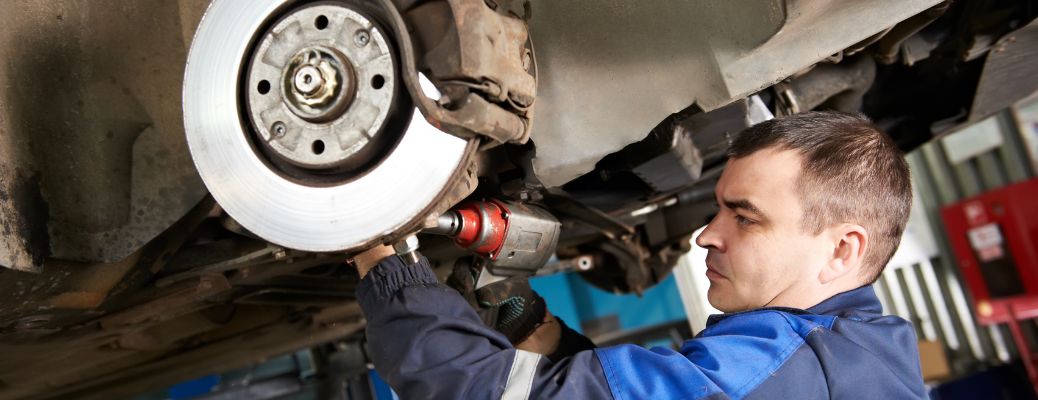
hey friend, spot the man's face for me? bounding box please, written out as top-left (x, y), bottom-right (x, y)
top-left (695, 148), bottom-right (832, 312)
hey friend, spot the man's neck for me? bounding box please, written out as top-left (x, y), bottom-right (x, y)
top-left (765, 280), bottom-right (863, 311)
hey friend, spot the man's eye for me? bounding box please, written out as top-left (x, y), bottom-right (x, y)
top-left (735, 215), bottom-right (754, 226)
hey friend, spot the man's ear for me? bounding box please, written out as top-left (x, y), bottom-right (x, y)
top-left (819, 224), bottom-right (868, 284)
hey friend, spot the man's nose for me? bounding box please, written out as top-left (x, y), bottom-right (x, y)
top-left (696, 221), bottom-right (724, 251)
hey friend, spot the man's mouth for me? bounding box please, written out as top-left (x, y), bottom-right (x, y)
top-left (704, 257), bottom-right (727, 281)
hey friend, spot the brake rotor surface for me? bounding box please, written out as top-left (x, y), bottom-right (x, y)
top-left (183, 0), bottom-right (470, 252)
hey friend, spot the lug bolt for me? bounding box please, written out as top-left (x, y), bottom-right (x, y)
top-left (272, 122), bottom-right (287, 138)
top-left (354, 30), bottom-right (370, 47)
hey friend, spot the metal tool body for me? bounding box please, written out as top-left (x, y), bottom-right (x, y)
top-left (427, 199), bottom-right (561, 287)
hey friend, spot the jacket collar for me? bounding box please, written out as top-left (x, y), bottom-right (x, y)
top-left (704, 285), bottom-right (882, 328)
top-left (807, 285), bottom-right (882, 317)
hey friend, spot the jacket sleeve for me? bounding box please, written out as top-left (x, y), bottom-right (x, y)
top-left (356, 255), bottom-right (613, 400)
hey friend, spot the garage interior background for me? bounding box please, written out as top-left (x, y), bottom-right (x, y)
top-left (136, 95), bottom-right (1038, 399)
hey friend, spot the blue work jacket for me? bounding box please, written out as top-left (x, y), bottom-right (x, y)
top-left (357, 256), bottom-right (926, 399)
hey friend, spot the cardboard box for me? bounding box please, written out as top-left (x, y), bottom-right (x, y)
top-left (918, 340), bottom-right (952, 382)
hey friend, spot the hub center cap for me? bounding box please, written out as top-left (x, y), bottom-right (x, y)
top-left (283, 47), bottom-right (355, 121)
top-left (293, 62), bottom-right (326, 96)
top-left (243, 3), bottom-right (398, 171)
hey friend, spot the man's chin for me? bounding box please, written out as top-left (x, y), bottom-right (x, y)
top-left (707, 287), bottom-right (738, 313)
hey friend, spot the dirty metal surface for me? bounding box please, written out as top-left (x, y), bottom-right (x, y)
top-left (0, 0), bottom-right (211, 271)
top-left (391, 0), bottom-right (534, 145)
top-left (0, 194), bottom-right (367, 400)
top-left (970, 18), bottom-right (1038, 122)
top-left (0, 197), bottom-right (217, 340)
top-left (0, 305), bottom-right (364, 400)
top-left (526, 0), bottom-right (942, 188)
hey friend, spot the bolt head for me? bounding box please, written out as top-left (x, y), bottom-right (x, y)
top-left (393, 234), bottom-right (420, 254)
top-left (354, 30), bottom-right (370, 47)
top-left (272, 122), bottom-right (287, 138)
top-left (293, 65), bottom-right (324, 95)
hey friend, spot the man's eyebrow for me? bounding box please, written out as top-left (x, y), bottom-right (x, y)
top-left (722, 198), bottom-right (765, 217)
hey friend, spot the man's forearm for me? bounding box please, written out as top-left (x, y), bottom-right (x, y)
top-left (358, 256), bottom-right (515, 398)
top-left (356, 255), bottom-right (612, 399)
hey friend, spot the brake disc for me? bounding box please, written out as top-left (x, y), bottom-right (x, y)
top-left (184, 0), bottom-right (473, 252)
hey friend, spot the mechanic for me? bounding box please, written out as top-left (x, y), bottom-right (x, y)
top-left (351, 111), bottom-right (926, 399)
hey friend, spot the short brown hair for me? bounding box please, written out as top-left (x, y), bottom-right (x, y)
top-left (728, 111), bottom-right (911, 282)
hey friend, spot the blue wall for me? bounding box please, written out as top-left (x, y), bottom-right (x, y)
top-left (530, 272), bottom-right (687, 334)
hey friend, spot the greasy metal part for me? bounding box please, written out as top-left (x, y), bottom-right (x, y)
top-left (898, 33), bottom-right (943, 67)
top-left (562, 96), bottom-right (767, 219)
top-left (392, 234), bottom-right (421, 265)
top-left (380, 0), bottom-right (534, 145)
top-left (184, 0), bottom-right (474, 252)
top-left (773, 55), bottom-right (877, 116)
top-left (410, 0), bottom-right (536, 107)
top-left (525, 0), bottom-right (942, 187)
top-left (969, 19), bottom-right (1038, 122)
top-left (747, 94), bottom-right (776, 125)
top-left (843, 26), bottom-right (894, 57)
top-left (0, 172), bottom-right (48, 272)
top-left (227, 253), bottom-right (341, 286)
top-left (115, 311), bottom-right (225, 351)
top-left (31, 315), bottom-right (366, 400)
top-left (0, 0), bottom-right (210, 271)
top-left (1, 235), bottom-right (358, 400)
top-left (624, 119), bottom-right (704, 193)
top-left (874, 1), bottom-right (951, 65)
top-left (536, 255), bottom-right (595, 276)
top-left (588, 239), bottom-right (648, 295)
top-left (99, 275), bottom-right (232, 329)
top-left (312, 302), bottom-right (363, 326)
top-left (234, 287), bottom-right (352, 307)
top-left (575, 232), bottom-right (691, 295)
top-left (0, 197), bottom-right (216, 336)
top-left (542, 192), bottom-right (635, 241)
top-left (159, 237), bottom-right (271, 276)
top-left (155, 244), bottom-right (284, 288)
top-left (245, 3), bottom-right (399, 170)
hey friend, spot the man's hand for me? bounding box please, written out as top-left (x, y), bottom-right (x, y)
top-left (352, 244), bottom-right (396, 279)
top-left (517, 311), bottom-right (561, 355)
top-left (446, 258), bottom-right (561, 350)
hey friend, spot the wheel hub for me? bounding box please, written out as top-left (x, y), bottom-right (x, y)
top-left (244, 3), bottom-right (398, 171)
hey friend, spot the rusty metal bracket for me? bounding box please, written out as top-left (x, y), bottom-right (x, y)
top-left (381, 0), bottom-right (535, 146)
top-left (99, 274), bottom-right (232, 329)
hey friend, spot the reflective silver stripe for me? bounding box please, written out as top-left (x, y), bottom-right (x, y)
top-left (502, 350), bottom-right (541, 400)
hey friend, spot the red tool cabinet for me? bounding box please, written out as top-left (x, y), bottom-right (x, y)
top-left (941, 177), bottom-right (1038, 390)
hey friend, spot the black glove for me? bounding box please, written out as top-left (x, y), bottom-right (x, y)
top-left (446, 258), bottom-right (547, 345)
